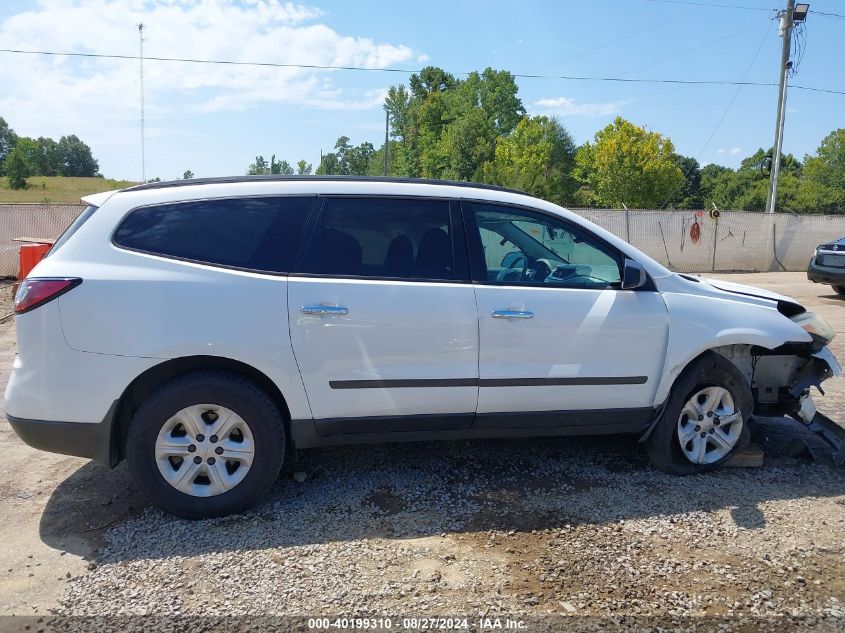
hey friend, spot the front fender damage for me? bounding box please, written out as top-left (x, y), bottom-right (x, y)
top-left (752, 346), bottom-right (845, 466)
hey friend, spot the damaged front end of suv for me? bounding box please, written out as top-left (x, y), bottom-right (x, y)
top-left (703, 283), bottom-right (844, 465)
top-left (749, 307), bottom-right (844, 465)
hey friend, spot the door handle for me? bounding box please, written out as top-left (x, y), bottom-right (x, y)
top-left (300, 305), bottom-right (349, 316)
top-left (491, 310), bottom-right (534, 319)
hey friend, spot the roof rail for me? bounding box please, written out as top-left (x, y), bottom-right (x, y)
top-left (123, 175), bottom-right (529, 196)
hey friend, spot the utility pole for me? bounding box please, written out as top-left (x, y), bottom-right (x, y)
top-left (138, 23), bottom-right (146, 184)
top-left (383, 108), bottom-right (389, 177)
top-left (766, 1), bottom-right (808, 213)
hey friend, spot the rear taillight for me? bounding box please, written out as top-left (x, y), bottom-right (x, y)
top-left (14, 278), bottom-right (82, 315)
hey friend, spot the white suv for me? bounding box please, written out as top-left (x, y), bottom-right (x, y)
top-left (5, 177), bottom-right (840, 517)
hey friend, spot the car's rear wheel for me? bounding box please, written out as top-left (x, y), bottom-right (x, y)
top-left (832, 285), bottom-right (845, 295)
top-left (646, 352), bottom-right (751, 475)
top-left (127, 371), bottom-right (285, 518)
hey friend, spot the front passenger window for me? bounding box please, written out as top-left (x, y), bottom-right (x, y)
top-left (471, 204), bottom-right (622, 288)
top-left (299, 197), bottom-right (454, 280)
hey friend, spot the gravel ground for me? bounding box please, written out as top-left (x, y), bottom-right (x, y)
top-left (2, 273), bottom-right (845, 632)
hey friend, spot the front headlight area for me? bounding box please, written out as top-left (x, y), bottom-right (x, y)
top-left (791, 312), bottom-right (837, 346)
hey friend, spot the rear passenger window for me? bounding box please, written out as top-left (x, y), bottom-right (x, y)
top-left (299, 197), bottom-right (454, 280)
top-left (114, 196), bottom-right (312, 273)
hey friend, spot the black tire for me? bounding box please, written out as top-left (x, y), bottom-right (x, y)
top-left (832, 285), bottom-right (845, 296)
top-left (126, 371), bottom-right (286, 518)
top-left (646, 352), bottom-right (752, 475)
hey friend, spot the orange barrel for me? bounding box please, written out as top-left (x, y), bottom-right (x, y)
top-left (18, 243), bottom-right (52, 280)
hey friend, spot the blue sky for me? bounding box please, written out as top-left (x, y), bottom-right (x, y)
top-left (0, 0), bottom-right (843, 181)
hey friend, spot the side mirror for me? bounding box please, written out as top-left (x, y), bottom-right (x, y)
top-left (621, 259), bottom-right (647, 290)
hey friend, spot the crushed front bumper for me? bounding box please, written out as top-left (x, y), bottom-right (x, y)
top-left (752, 346), bottom-right (845, 465)
top-left (752, 408), bottom-right (845, 466)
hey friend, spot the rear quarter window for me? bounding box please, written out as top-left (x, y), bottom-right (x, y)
top-left (113, 196), bottom-right (313, 273)
top-left (47, 205), bottom-right (98, 256)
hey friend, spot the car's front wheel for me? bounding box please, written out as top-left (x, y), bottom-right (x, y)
top-left (832, 285), bottom-right (845, 295)
top-left (646, 352), bottom-right (751, 475)
top-left (127, 371), bottom-right (286, 518)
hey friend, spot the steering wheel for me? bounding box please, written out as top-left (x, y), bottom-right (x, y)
top-left (495, 254), bottom-right (528, 282)
top-left (525, 258), bottom-right (554, 283)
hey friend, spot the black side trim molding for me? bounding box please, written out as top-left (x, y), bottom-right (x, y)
top-left (481, 376), bottom-right (647, 387)
top-left (329, 376), bottom-right (648, 389)
top-left (330, 378), bottom-right (478, 389)
top-left (474, 407), bottom-right (653, 430)
top-left (294, 406), bottom-right (656, 445)
top-left (315, 412), bottom-right (474, 436)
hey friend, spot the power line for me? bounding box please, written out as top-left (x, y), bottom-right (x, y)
top-left (660, 19), bottom-right (774, 208)
top-left (651, 2), bottom-right (845, 19)
top-left (549, 26), bottom-right (746, 103)
top-left (0, 47), bottom-right (842, 95)
top-left (530, 5), bottom-right (699, 74)
top-left (810, 9), bottom-right (845, 19)
top-left (646, 0), bottom-right (776, 11)
top-left (791, 84), bottom-right (845, 95)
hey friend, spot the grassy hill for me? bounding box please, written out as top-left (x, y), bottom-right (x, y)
top-left (0, 176), bottom-right (139, 204)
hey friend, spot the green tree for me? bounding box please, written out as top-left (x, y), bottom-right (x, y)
top-left (0, 117), bottom-right (19, 176)
top-left (315, 151), bottom-right (340, 175)
top-left (183, 170), bottom-right (194, 179)
top-left (270, 155), bottom-right (294, 175)
top-left (574, 117), bottom-right (684, 208)
top-left (57, 135), bottom-right (99, 176)
top-left (384, 66), bottom-right (525, 180)
top-left (699, 164), bottom-right (734, 209)
top-left (11, 137), bottom-right (39, 171)
top-left (316, 137), bottom-right (375, 176)
top-left (247, 156), bottom-right (269, 175)
top-left (477, 68), bottom-right (525, 135)
top-left (367, 140), bottom-right (404, 176)
top-left (739, 147), bottom-right (802, 178)
top-left (480, 115), bottom-right (577, 203)
top-left (409, 66), bottom-right (456, 99)
top-left (344, 142), bottom-right (375, 176)
top-left (34, 137), bottom-right (62, 176)
top-left (804, 129), bottom-right (845, 190)
top-left (5, 145), bottom-right (32, 189)
top-left (296, 160), bottom-right (312, 175)
top-left (671, 155), bottom-right (702, 209)
top-left (699, 148), bottom-right (806, 211)
top-left (797, 129), bottom-right (845, 213)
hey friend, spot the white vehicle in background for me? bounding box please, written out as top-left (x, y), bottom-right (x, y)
top-left (5, 177), bottom-right (841, 518)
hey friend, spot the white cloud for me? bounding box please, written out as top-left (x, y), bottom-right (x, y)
top-left (532, 96), bottom-right (624, 118)
top-left (717, 147), bottom-right (742, 156)
top-left (416, 54), bottom-right (430, 63)
top-left (0, 0), bottom-right (418, 164)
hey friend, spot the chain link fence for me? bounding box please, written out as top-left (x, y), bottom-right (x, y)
top-left (1, 203), bottom-right (845, 277)
top-left (0, 204), bottom-right (85, 277)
